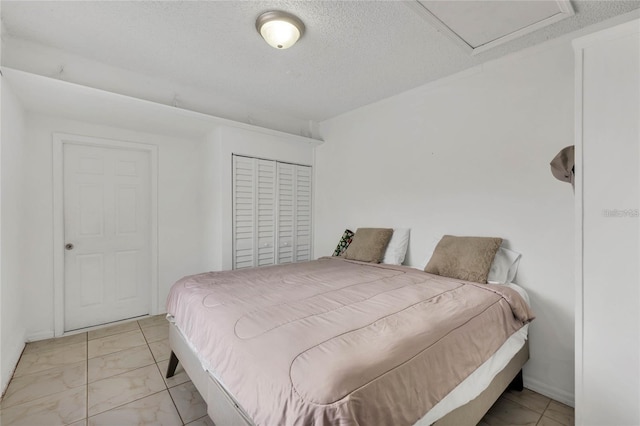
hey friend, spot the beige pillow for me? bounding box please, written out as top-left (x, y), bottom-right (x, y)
top-left (344, 228), bottom-right (394, 263)
top-left (424, 235), bottom-right (503, 283)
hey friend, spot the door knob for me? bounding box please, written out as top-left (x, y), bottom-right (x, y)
top-left (65, 243), bottom-right (74, 250)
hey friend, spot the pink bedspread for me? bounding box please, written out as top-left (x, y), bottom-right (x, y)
top-left (166, 257), bottom-right (534, 426)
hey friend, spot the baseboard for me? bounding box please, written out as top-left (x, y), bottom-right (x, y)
top-left (26, 313), bottom-right (168, 342)
top-left (524, 375), bottom-right (575, 407)
top-left (1, 341), bottom-right (25, 397)
top-left (25, 330), bottom-right (55, 342)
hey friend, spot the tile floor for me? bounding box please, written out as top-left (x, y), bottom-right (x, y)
top-left (0, 315), bottom-right (210, 426)
top-left (479, 388), bottom-right (574, 426)
top-left (0, 314), bottom-right (574, 426)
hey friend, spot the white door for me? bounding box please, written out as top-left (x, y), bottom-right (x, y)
top-left (232, 156), bottom-right (312, 268)
top-left (63, 143), bottom-right (151, 331)
top-left (294, 165), bottom-right (312, 262)
top-left (575, 22), bottom-right (639, 425)
top-left (276, 163), bottom-right (295, 264)
top-left (232, 156), bottom-right (276, 269)
top-left (277, 163), bottom-right (312, 264)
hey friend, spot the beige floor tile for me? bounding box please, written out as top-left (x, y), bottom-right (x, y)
top-left (168, 381), bottom-right (208, 424)
top-left (0, 385), bottom-right (86, 426)
top-left (14, 342), bottom-right (87, 378)
top-left (538, 415), bottom-right (566, 426)
top-left (149, 338), bottom-right (171, 362)
top-left (88, 345), bottom-right (155, 383)
top-left (186, 415), bottom-right (215, 426)
top-left (88, 364), bottom-right (166, 416)
top-left (544, 401), bottom-right (574, 426)
top-left (503, 388), bottom-right (551, 414)
top-left (87, 390), bottom-right (182, 426)
top-left (157, 359), bottom-right (190, 388)
top-left (88, 321), bottom-right (141, 341)
top-left (1, 361), bottom-right (86, 409)
top-left (138, 314), bottom-right (168, 329)
top-left (141, 323), bottom-right (169, 343)
top-left (0, 319), bottom-right (573, 426)
top-left (23, 333), bottom-right (87, 355)
top-left (88, 329), bottom-right (147, 359)
top-left (481, 397), bottom-right (542, 426)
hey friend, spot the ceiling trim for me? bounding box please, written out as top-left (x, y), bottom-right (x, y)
top-left (406, 0), bottom-right (575, 56)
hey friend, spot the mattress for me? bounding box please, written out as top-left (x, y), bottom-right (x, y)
top-left (166, 257), bottom-right (534, 426)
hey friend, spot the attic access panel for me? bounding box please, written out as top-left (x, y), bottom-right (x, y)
top-left (411, 0), bottom-right (575, 55)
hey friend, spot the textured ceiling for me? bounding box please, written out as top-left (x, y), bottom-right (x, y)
top-left (1, 1), bottom-right (639, 136)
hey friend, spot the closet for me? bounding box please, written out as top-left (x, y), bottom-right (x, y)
top-left (232, 155), bottom-right (312, 269)
top-left (573, 18), bottom-right (639, 425)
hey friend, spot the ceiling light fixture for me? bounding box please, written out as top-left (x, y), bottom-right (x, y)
top-left (256, 11), bottom-right (305, 50)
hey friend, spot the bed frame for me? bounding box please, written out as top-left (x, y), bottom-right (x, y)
top-left (166, 322), bottom-right (529, 426)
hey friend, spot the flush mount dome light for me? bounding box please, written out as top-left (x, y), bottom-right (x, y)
top-left (256, 11), bottom-right (305, 49)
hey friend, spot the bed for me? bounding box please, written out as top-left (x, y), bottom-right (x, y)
top-left (165, 255), bottom-right (533, 426)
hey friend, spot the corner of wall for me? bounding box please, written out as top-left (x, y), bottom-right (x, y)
top-left (0, 78), bottom-right (28, 395)
top-left (524, 375), bottom-right (575, 408)
top-left (0, 340), bottom-right (24, 395)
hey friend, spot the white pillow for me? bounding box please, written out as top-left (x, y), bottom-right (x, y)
top-left (382, 228), bottom-right (410, 265)
top-left (487, 246), bottom-right (522, 284)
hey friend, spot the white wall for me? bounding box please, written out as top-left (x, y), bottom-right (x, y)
top-left (21, 113), bottom-right (205, 340)
top-left (315, 43), bottom-right (575, 404)
top-left (1, 82), bottom-right (27, 392)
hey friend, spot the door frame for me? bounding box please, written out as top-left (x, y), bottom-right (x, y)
top-left (52, 133), bottom-right (159, 336)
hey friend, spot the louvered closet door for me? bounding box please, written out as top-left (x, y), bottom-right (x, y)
top-left (277, 163), bottom-right (295, 264)
top-left (295, 166), bottom-right (312, 262)
top-left (233, 156), bottom-right (276, 269)
top-left (233, 156), bottom-right (255, 269)
top-left (277, 163), bottom-right (312, 264)
top-left (233, 156), bottom-right (311, 269)
top-left (255, 160), bottom-right (276, 266)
